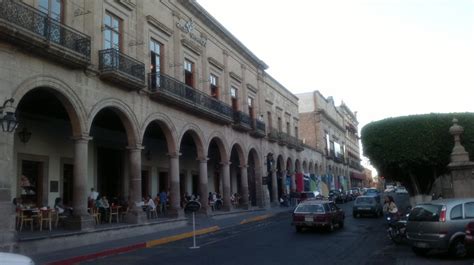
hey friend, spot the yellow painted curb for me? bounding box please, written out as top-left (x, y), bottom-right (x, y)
top-left (239, 214), bottom-right (273, 225)
top-left (146, 226), bottom-right (220, 248)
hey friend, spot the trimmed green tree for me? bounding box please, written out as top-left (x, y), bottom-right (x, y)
top-left (361, 113), bottom-right (474, 196)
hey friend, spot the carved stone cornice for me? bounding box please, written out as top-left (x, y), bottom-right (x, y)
top-left (246, 84), bottom-right (258, 93)
top-left (181, 38), bottom-right (202, 55)
top-left (208, 57), bottom-right (224, 70)
top-left (146, 15), bottom-right (173, 36)
top-left (115, 0), bottom-right (135, 11)
top-left (229, 72), bottom-right (242, 83)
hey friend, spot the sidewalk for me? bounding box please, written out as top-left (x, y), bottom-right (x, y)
top-left (30, 206), bottom-right (292, 265)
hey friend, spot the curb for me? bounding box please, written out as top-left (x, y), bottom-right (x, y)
top-left (42, 211), bottom-right (282, 264)
top-left (44, 226), bottom-right (220, 265)
top-left (239, 214), bottom-right (274, 225)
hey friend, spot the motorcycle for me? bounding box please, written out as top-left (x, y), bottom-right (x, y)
top-left (386, 208), bottom-right (411, 244)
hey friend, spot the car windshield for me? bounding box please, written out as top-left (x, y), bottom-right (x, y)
top-left (408, 204), bottom-right (442, 222)
top-left (355, 197), bottom-right (374, 205)
top-left (295, 204), bottom-right (325, 213)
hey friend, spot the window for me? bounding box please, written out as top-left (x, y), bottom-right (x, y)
top-left (210, 74), bottom-right (219, 99)
top-left (286, 121), bottom-right (290, 135)
top-left (248, 97), bottom-right (254, 119)
top-left (104, 12), bottom-right (121, 50)
top-left (267, 111), bottom-right (272, 128)
top-left (450, 204), bottom-right (463, 220)
top-left (184, 59), bottom-right (194, 87)
top-left (150, 39), bottom-right (162, 88)
top-left (277, 117), bottom-right (282, 132)
top-left (230, 86), bottom-right (238, 110)
top-left (295, 126), bottom-right (299, 139)
top-left (325, 133), bottom-right (330, 155)
top-left (465, 202), bottom-right (474, 218)
top-left (39, 0), bottom-right (62, 43)
top-left (39, 0), bottom-right (62, 21)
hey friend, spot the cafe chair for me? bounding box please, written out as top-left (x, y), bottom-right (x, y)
top-left (91, 207), bottom-right (101, 225)
top-left (19, 210), bottom-right (34, 232)
top-left (39, 209), bottom-right (53, 231)
top-left (149, 206), bottom-right (158, 219)
top-left (109, 206), bottom-right (120, 223)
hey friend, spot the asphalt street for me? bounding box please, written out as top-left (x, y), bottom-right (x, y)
top-left (81, 197), bottom-right (474, 265)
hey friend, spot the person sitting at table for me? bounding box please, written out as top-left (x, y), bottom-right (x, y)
top-left (54, 197), bottom-right (73, 216)
top-left (96, 195), bottom-right (110, 223)
top-left (144, 195), bottom-right (156, 218)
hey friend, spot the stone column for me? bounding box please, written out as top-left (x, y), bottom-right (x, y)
top-left (270, 169), bottom-right (278, 207)
top-left (240, 165), bottom-right (249, 209)
top-left (66, 136), bottom-right (94, 230)
top-left (125, 145), bottom-right (146, 224)
top-left (198, 158), bottom-right (210, 215)
top-left (0, 131), bottom-right (16, 251)
top-left (221, 161), bottom-right (231, 211)
top-left (168, 152), bottom-right (184, 218)
top-left (255, 164), bottom-right (265, 208)
top-left (280, 169), bottom-right (287, 195)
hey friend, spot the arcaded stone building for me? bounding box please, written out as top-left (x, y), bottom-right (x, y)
top-left (0, 0), bottom-right (323, 249)
top-left (297, 91), bottom-right (364, 194)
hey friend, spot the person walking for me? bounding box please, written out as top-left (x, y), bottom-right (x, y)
top-left (159, 190), bottom-right (167, 215)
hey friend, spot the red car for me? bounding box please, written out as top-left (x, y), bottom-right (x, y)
top-left (292, 200), bottom-right (345, 232)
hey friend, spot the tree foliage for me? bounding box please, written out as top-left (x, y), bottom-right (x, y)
top-left (361, 113), bottom-right (474, 195)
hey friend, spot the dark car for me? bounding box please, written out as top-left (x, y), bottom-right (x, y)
top-left (406, 198), bottom-right (474, 258)
top-left (353, 196), bottom-right (383, 218)
top-left (296, 191), bottom-right (321, 204)
top-left (465, 221), bottom-right (474, 253)
top-left (292, 200), bottom-right (345, 232)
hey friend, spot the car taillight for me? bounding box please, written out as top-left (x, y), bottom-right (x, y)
top-left (315, 213), bottom-right (328, 221)
top-left (466, 222), bottom-right (474, 234)
top-left (439, 206), bottom-right (447, 222)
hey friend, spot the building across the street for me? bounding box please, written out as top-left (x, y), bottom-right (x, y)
top-left (297, 91), bottom-right (364, 195)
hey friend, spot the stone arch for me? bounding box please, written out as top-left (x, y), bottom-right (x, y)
top-left (207, 131), bottom-right (230, 162)
top-left (302, 160), bottom-right (308, 174)
top-left (178, 123), bottom-right (206, 159)
top-left (87, 98), bottom-right (141, 146)
top-left (141, 112), bottom-right (178, 154)
top-left (230, 141), bottom-right (247, 166)
top-left (12, 75), bottom-right (87, 136)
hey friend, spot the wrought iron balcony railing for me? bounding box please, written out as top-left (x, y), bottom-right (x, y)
top-left (233, 111), bottom-right (252, 131)
top-left (250, 119), bottom-right (266, 138)
top-left (268, 128), bottom-right (279, 142)
top-left (148, 73), bottom-right (234, 124)
top-left (99, 49), bottom-right (145, 90)
top-left (277, 131), bottom-right (289, 146)
top-left (0, 0), bottom-right (91, 67)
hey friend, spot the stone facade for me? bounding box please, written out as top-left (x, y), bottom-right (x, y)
top-left (0, 0), bottom-right (323, 248)
top-left (297, 91), bottom-right (364, 193)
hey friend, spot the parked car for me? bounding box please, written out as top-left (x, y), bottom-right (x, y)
top-left (292, 200), bottom-right (345, 232)
top-left (0, 252), bottom-right (35, 265)
top-left (353, 195), bottom-right (383, 218)
top-left (395, 186), bottom-right (409, 194)
top-left (406, 198), bottom-right (474, 258)
top-left (350, 188), bottom-right (361, 197)
top-left (465, 221), bottom-right (474, 252)
top-left (364, 188), bottom-right (380, 196)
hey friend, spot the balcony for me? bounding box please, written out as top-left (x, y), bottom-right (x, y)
top-left (0, 0), bottom-right (91, 68)
top-left (267, 128), bottom-right (278, 142)
top-left (99, 49), bottom-right (145, 90)
top-left (250, 119), bottom-right (266, 138)
top-left (233, 111), bottom-right (252, 132)
top-left (148, 73), bottom-right (233, 124)
top-left (277, 131), bottom-right (289, 146)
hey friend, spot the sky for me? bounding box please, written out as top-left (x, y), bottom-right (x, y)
top-left (197, 0), bottom-right (474, 170)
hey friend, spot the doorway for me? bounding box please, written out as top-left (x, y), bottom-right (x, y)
top-left (62, 163), bottom-right (74, 206)
top-left (97, 147), bottom-right (123, 199)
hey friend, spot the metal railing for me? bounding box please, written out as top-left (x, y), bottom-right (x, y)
top-left (0, 0), bottom-right (91, 59)
top-left (99, 49), bottom-right (145, 82)
top-left (233, 111), bottom-right (252, 128)
top-left (148, 72), bottom-right (233, 119)
top-left (268, 128), bottom-right (279, 141)
top-left (255, 119), bottom-right (266, 134)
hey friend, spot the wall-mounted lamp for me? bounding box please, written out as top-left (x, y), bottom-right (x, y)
top-left (0, 98), bottom-right (18, 133)
top-left (18, 127), bottom-right (31, 144)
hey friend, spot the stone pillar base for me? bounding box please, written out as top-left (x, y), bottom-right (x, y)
top-left (198, 206), bottom-right (211, 216)
top-left (221, 205), bottom-right (231, 212)
top-left (271, 201), bottom-right (279, 207)
top-left (125, 209), bottom-right (147, 224)
top-left (239, 203), bottom-right (249, 210)
top-left (167, 208), bottom-right (185, 219)
top-left (64, 215), bottom-right (95, 230)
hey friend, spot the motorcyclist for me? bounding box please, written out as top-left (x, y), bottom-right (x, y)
top-left (383, 195), bottom-right (399, 223)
